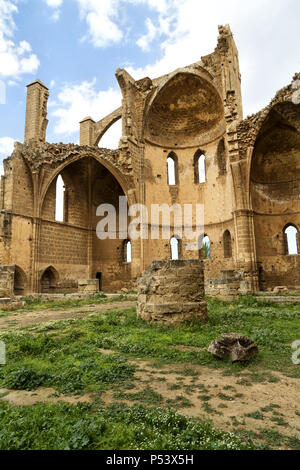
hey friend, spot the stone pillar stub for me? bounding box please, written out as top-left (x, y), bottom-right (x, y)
top-left (137, 260), bottom-right (207, 325)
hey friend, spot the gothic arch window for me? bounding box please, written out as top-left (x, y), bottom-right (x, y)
top-left (167, 152), bottom-right (178, 185)
top-left (123, 239), bottom-right (132, 263)
top-left (55, 174), bottom-right (67, 222)
top-left (194, 151), bottom-right (206, 183)
top-left (202, 234), bottom-right (211, 259)
top-left (170, 235), bottom-right (182, 260)
top-left (284, 224), bottom-right (299, 255)
top-left (223, 230), bottom-right (232, 258)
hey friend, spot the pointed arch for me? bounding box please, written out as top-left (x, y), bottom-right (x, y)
top-left (55, 174), bottom-right (66, 222)
top-left (167, 152), bottom-right (178, 186)
top-left (14, 266), bottom-right (27, 296)
top-left (41, 266), bottom-right (59, 293)
top-left (170, 235), bottom-right (182, 260)
top-left (194, 150), bottom-right (206, 183)
top-left (122, 239), bottom-right (132, 263)
top-left (223, 230), bottom-right (232, 258)
top-left (283, 224), bottom-right (299, 255)
top-left (202, 234), bottom-right (211, 259)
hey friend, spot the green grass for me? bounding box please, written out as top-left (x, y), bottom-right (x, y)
top-left (0, 293), bottom-right (132, 314)
top-left (0, 296), bottom-right (299, 398)
top-left (0, 295), bottom-right (299, 450)
top-left (0, 401), bottom-right (260, 450)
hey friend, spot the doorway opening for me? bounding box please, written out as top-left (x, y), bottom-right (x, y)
top-left (96, 272), bottom-right (102, 291)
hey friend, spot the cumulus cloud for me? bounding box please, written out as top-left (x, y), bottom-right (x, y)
top-left (0, 136), bottom-right (15, 174)
top-left (0, 0), bottom-right (39, 78)
top-left (74, 0), bottom-right (179, 49)
top-left (0, 136), bottom-right (14, 157)
top-left (45, 0), bottom-right (63, 6)
top-left (136, 18), bottom-right (157, 51)
top-left (76, 0), bottom-right (123, 48)
top-left (48, 0), bottom-right (300, 144)
top-left (44, 0), bottom-right (63, 21)
top-left (126, 0), bottom-right (300, 116)
top-left (50, 79), bottom-right (122, 146)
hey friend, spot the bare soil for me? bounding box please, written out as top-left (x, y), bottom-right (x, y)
top-left (0, 301), bottom-right (136, 330)
top-left (1, 355), bottom-right (299, 448)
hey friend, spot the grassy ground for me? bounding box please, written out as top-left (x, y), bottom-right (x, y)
top-left (0, 295), bottom-right (299, 450)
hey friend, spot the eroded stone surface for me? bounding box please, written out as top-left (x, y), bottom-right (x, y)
top-left (137, 260), bottom-right (208, 325)
top-left (208, 333), bottom-right (258, 362)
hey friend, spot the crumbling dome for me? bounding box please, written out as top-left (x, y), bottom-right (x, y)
top-left (145, 73), bottom-right (224, 147)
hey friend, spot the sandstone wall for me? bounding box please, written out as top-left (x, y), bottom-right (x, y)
top-left (137, 260), bottom-right (207, 325)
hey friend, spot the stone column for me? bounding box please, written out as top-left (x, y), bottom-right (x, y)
top-left (137, 260), bottom-right (207, 325)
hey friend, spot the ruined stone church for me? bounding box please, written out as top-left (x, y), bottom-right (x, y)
top-left (0, 25), bottom-right (299, 297)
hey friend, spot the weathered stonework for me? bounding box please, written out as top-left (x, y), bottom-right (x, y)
top-left (208, 333), bottom-right (258, 362)
top-left (0, 266), bottom-right (14, 298)
top-left (78, 279), bottom-right (99, 293)
top-left (0, 25), bottom-right (299, 296)
top-left (137, 260), bottom-right (208, 325)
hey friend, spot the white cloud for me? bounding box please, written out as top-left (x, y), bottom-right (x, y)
top-left (136, 18), bottom-right (157, 51)
top-left (47, 0), bottom-right (300, 145)
top-left (44, 0), bottom-right (63, 21)
top-left (45, 0), bottom-right (63, 6)
top-left (50, 79), bottom-right (122, 146)
top-left (0, 136), bottom-right (14, 156)
top-left (99, 119), bottom-right (122, 148)
top-left (0, 0), bottom-right (39, 79)
top-left (125, 0), bottom-right (300, 116)
top-left (0, 136), bottom-right (15, 174)
top-left (74, 0), bottom-right (179, 49)
top-left (76, 0), bottom-right (123, 47)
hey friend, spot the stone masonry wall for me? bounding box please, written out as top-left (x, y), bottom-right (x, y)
top-left (137, 260), bottom-right (207, 325)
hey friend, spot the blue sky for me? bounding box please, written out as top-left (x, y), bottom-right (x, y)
top-left (0, 0), bottom-right (299, 169)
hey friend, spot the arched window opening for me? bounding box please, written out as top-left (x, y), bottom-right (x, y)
top-left (202, 235), bottom-right (211, 260)
top-left (55, 175), bottom-right (65, 222)
top-left (223, 230), bottom-right (232, 258)
top-left (123, 239), bottom-right (132, 263)
top-left (284, 225), bottom-right (299, 255)
top-left (170, 236), bottom-right (181, 260)
top-left (194, 151), bottom-right (206, 183)
top-left (167, 153), bottom-right (178, 185)
top-left (41, 267), bottom-right (58, 293)
top-left (14, 266), bottom-right (27, 296)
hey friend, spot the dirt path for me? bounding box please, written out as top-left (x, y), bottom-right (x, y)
top-left (101, 359), bottom-right (300, 446)
top-left (0, 300), bottom-right (136, 330)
